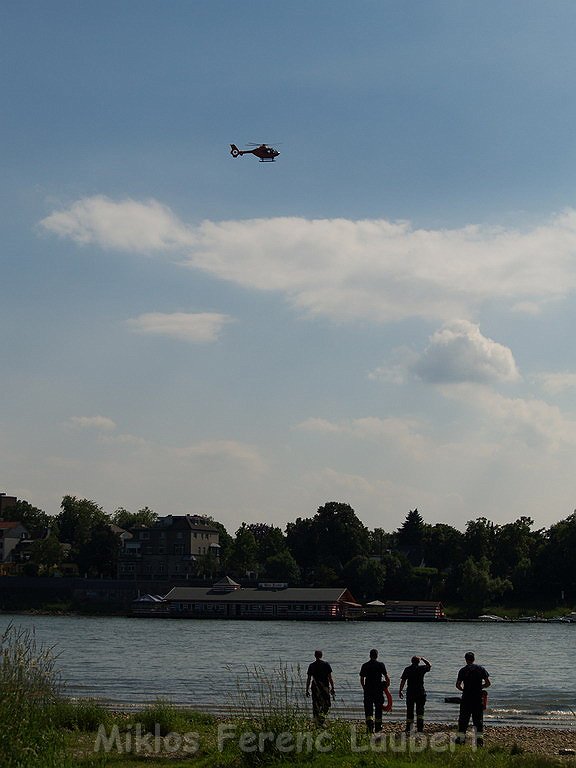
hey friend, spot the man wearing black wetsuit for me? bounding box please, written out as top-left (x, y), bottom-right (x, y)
top-left (359, 648), bottom-right (390, 734)
top-left (455, 651), bottom-right (490, 747)
top-left (306, 650), bottom-right (335, 726)
top-left (399, 655), bottom-right (431, 733)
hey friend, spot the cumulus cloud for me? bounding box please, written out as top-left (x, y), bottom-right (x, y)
top-left (413, 320), bottom-right (520, 384)
top-left (443, 384), bottom-right (576, 450)
top-left (40, 198), bottom-right (576, 324)
top-left (535, 372), bottom-right (576, 394)
top-left (41, 196), bottom-right (195, 253)
top-left (66, 415), bottom-right (116, 431)
top-left (128, 312), bottom-right (234, 343)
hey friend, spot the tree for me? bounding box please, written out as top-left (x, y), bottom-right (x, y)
top-left (13, 500), bottom-right (54, 538)
top-left (228, 523), bottom-right (259, 577)
top-left (396, 509), bottom-right (428, 566)
top-left (246, 523), bottom-right (287, 565)
top-left (458, 556), bottom-right (512, 616)
top-left (397, 508), bottom-right (426, 547)
top-left (380, 551), bottom-right (414, 598)
top-left (286, 502), bottom-right (369, 578)
top-left (463, 518), bottom-right (496, 561)
top-left (285, 517), bottom-right (317, 571)
top-left (263, 551), bottom-right (301, 584)
top-left (77, 523), bottom-right (120, 578)
top-left (112, 506), bottom-right (158, 529)
top-left (423, 523), bottom-right (464, 570)
top-left (29, 535), bottom-right (66, 574)
top-left (491, 517), bottom-right (539, 584)
top-left (369, 528), bottom-right (395, 559)
top-left (314, 502), bottom-right (370, 569)
top-left (342, 556), bottom-right (386, 601)
top-left (537, 512), bottom-right (576, 600)
top-left (204, 518), bottom-right (234, 570)
top-left (56, 496), bottom-right (109, 550)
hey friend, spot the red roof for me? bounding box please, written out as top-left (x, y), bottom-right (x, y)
top-left (0, 521), bottom-right (23, 530)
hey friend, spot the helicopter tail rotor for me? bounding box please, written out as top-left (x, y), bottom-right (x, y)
top-left (230, 144), bottom-right (241, 157)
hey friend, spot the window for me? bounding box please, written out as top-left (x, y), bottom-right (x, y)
top-left (140, 531), bottom-right (150, 540)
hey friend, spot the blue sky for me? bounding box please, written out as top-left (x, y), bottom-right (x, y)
top-left (3, 1), bottom-right (576, 533)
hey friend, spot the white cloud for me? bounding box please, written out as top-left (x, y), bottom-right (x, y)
top-left (41, 198), bottom-right (576, 324)
top-left (368, 347), bottom-right (419, 385)
top-left (295, 415), bottom-right (428, 457)
top-left (128, 312), bottom-right (233, 343)
top-left (41, 196), bottom-right (195, 253)
top-left (535, 372), bottom-right (576, 394)
top-left (171, 440), bottom-right (266, 473)
top-left (442, 384), bottom-right (576, 450)
top-left (413, 320), bottom-right (520, 384)
top-left (66, 415), bottom-right (116, 431)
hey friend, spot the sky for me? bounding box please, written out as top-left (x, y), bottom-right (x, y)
top-left (2, 1), bottom-right (576, 535)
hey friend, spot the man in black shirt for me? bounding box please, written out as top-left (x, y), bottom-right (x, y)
top-left (455, 651), bottom-right (490, 746)
top-left (306, 650), bottom-right (335, 726)
top-left (359, 648), bottom-right (390, 734)
top-left (399, 655), bottom-right (431, 733)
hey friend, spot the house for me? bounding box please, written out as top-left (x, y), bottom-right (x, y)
top-left (0, 522), bottom-right (31, 570)
top-left (0, 493), bottom-right (17, 518)
top-left (383, 600), bottom-right (446, 621)
top-left (154, 577), bottom-right (361, 620)
top-left (118, 514), bottom-right (220, 580)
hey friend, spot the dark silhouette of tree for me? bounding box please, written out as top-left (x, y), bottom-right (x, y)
top-left (342, 556), bottom-right (386, 601)
top-left (263, 551), bottom-right (301, 584)
top-left (78, 523), bottom-right (120, 578)
top-left (397, 508), bottom-right (426, 547)
top-left (29, 535), bottom-right (66, 574)
top-left (423, 523), bottom-right (464, 570)
top-left (369, 527), bottom-right (395, 559)
top-left (112, 506), bottom-right (158, 529)
top-left (463, 517), bottom-right (497, 561)
top-left (229, 523), bottom-right (258, 577)
top-left (246, 523), bottom-right (287, 566)
top-left (13, 499), bottom-right (54, 538)
top-left (458, 556), bottom-right (512, 616)
top-left (537, 512), bottom-right (576, 601)
top-left (285, 516), bottom-right (316, 570)
top-left (56, 496), bottom-right (109, 553)
top-left (204, 517), bottom-right (234, 570)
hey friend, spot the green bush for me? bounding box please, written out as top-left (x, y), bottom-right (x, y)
top-left (133, 698), bottom-right (213, 737)
top-left (49, 698), bottom-right (112, 732)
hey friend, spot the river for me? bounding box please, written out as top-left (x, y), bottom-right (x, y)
top-left (1, 614), bottom-right (574, 729)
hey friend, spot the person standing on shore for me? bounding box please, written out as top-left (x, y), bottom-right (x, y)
top-left (305, 650), bottom-right (335, 726)
top-left (398, 655), bottom-right (431, 733)
top-left (455, 651), bottom-right (490, 747)
top-left (360, 648), bottom-right (390, 734)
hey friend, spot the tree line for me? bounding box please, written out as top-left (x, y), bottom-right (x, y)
top-left (11, 496), bottom-right (576, 614)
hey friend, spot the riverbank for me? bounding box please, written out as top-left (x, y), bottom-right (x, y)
top-left (412, 723), bottom-right (576, 756)
top-left (69, 715), bottom-right (576, 766)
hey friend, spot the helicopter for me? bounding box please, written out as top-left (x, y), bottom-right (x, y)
top-left (230, 143), bottom-right (280, 162)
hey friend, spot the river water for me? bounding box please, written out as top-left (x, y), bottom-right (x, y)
top-left (1, 614), bottom-right (574, 729)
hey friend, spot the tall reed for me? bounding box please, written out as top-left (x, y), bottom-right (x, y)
top-left (0, 623), bottom-right (66, 767)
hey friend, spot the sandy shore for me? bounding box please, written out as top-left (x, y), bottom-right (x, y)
top-left (402, 723), bottom-right (576, 756)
